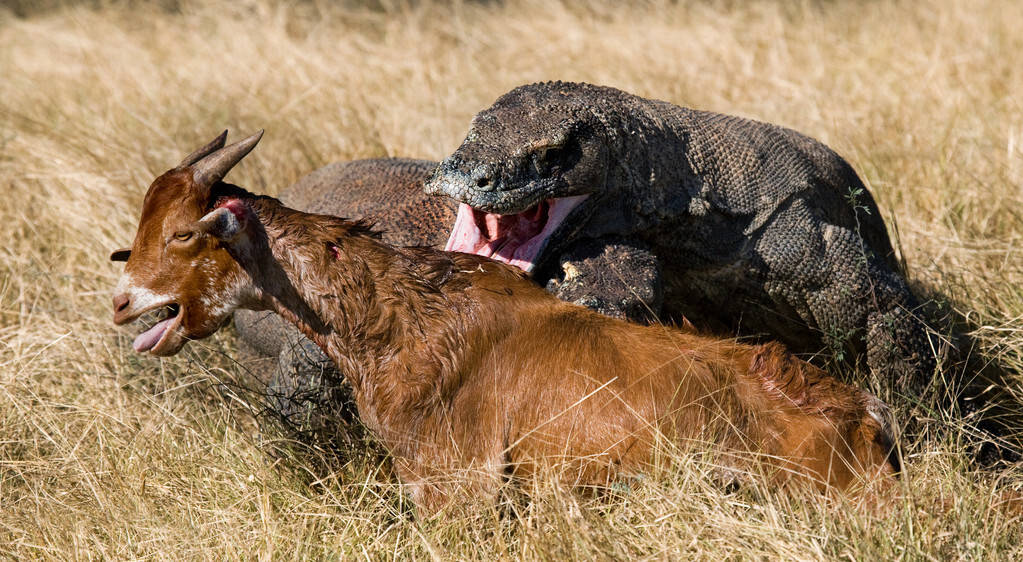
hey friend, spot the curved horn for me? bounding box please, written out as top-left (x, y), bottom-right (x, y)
top-left (191, 130), bottom-right (264, 189)
top-left (177, 130), bottom-right (228, 168)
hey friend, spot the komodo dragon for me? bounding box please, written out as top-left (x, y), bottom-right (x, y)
top-left (239, 82), bottom-right (938, 432)
top-left (423, 81), bottom-right (937, 395)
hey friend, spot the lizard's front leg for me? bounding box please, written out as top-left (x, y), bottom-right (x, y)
top-left (266, 331), bottom-right (360, 439)
top-left (236, 309), bottom-right (361, 444)
top-left (543, 238), bottom-right (664, 324)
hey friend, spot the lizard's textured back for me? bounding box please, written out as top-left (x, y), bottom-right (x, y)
top-left (676, 109), bottom-right (897, 268)
top-left (282, 158), bottom-right (451, 247)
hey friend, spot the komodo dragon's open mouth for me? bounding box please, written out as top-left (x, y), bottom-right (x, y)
top-left (444, 195), bottom-right (588, 273)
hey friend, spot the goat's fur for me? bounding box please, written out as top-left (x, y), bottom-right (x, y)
top-left (112, 133), bottom-right (899, 515)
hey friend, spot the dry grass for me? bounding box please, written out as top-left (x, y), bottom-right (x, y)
top-left (1, 0), bottom-right (1022, 558)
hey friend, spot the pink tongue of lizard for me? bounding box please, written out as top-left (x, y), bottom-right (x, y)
top-left (133, 317), bottom-right (174, 352)
top-left (481, 204), bottom-right (545, 246)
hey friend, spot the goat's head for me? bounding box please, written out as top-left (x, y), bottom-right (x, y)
top-left (111, 130), bottom-right (263, 356)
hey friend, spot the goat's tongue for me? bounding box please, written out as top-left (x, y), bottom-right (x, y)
top-left (133, 317), bottom-right (174, 352)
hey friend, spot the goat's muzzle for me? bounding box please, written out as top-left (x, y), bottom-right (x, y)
top-left (112, 294), bottom-right (131, 320)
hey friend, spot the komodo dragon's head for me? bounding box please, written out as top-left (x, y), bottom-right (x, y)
top-left (424, 82), bottom-right (614, 274)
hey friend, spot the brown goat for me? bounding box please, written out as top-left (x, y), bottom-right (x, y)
top-left (111, 131), bottom-right (899, 515)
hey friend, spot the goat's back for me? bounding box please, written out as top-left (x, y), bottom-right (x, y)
top-left (445, 272), bottom-right (898, 489)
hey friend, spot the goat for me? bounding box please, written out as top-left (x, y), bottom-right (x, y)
top-left (111, 131), bottom-right (899, 515)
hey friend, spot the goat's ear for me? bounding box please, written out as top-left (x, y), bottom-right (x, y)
top-left (196, 207), bottom-right (245, 243)
top-left (191, 130), bottom-right (264, 190)
top-left (177, 130), bottom-right (228, 168)
top-left (110, 247), bottom-right (131, 262)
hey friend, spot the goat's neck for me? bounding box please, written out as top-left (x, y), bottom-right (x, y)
top-left (239, 197), bottom-right (455, 438)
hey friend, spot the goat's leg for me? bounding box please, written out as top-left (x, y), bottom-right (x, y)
top-left (393, 461), bottom-right (458, 518)
top-left (394, 454), bottom-right (506, 518)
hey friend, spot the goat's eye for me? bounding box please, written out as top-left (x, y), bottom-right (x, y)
top-left (173, 231), bottom-right (193, 242)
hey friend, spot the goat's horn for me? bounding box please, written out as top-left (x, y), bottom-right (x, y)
top-left (177, 130), bottom-right (228, 168)
top-left (191, 129), bottom-right (264, 189)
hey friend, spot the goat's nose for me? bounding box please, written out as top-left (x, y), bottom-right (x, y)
top-left (112, 294), bottom-right (131, 321)
top-left (113, 294), bottom-right (130, 312)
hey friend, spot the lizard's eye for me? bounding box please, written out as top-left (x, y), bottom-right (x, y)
top-left (532, 145), bottom-right (566, 177)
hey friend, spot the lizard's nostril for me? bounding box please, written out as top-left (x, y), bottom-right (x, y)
top-left (476, 177), bottom-right (490, 188)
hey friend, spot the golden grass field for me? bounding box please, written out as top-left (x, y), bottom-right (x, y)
top-left (2, 0), bottom-right (1022, 558)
